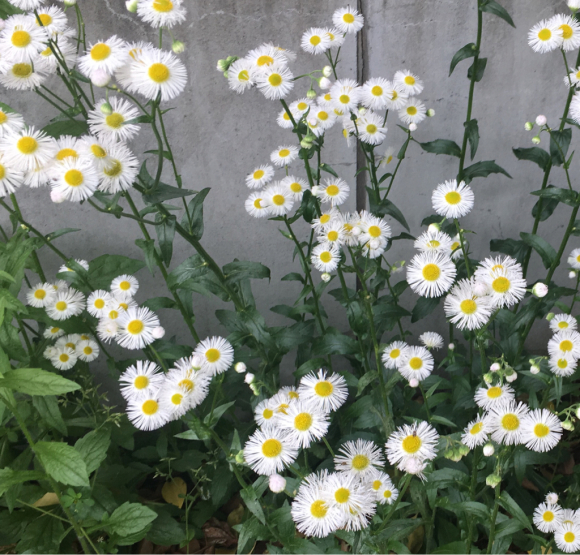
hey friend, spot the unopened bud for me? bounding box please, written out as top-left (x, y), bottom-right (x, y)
top-left (570, 271), bottom-right (577, 279)
top-left (427, 108), bottom-right (435, 117)
top-left (321, 272), bottom-right (331, 282)
top-left (535, 115), bottom-right (547, 126)
top-left (269, 474), bottom-right (286, 493)
top-left (235, 450), bottom-right (245, 464)
top-left (576, 406), bottom-right (580, 419)
top-left (100, 101), bottom-right (113, 116)
top-left (506, 372), bottom-right (518, 383)
top-left (126, 0), bottom-right (138, 12)
top-left (448, 343), bottom-right (455, 351)
top-left (546, 492), bottom-right (559, 504)
top-left (546, 312), bottom-right (555, 321)
top-left (486, 473), bottom-right (502, 488)
top-left (50, 189), bottom-right (65, 203)
top-left (483, 443), bottom-right (495, 457)
top-left (300, 139), bottom-right (312, 149)
top-left (234, 362), bottom-right (247, 373)
top-left (569, 0), bottom-right (580, 11)
top-left (190, 354), bottom-right (204, 370)
top-left (244, 372), bottom-right (255, 384)
top-left (483, 372), bottom-right (493, 384)
top-left (490, 362), bottom-right (501, 372)
top-left (306, 88), bottom-right (317, 99)
top-left (409, 123), bottom-right (417, 132)
top-left (409, 378), bottom-right (419, 388)
top-left (532, 135), bottom-right (541, 145)
top-left (319, 77), bottom-right (331, 90)
top-left (250, 383), bottom-right (260, 396)
top-left (216, 59), bottom-right (228, 72)
top-left (473, 281), bottom-right (489, 297)
top-left (404, 457), bottom-right (425, 475)
top-left (562, 419), bottom-right (574, 431)
top-left (530, 364), bottom-right (540, 375)
top-left (532, 282), bottom-right (549, 298)
top-left (172, 40), bottom-right (185, 54)
top-left (428, 223), bottom-right (440, 233)
top-left (369, 238), bottom-right (381, 249)
top-left (91, 69), bottom-right (111, 88)
top-left (64, 0), bottom-right (77, 5)
top-left (152, 326), bottom-right (165, 339)
top-left (322, 65), bottom-right (333, 78)
top-left (311, 185), bottom-right (321, 196)
top-left (351, 226), bottom-right (361, 236)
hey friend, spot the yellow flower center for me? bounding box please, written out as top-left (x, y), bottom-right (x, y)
top-left (565, 532), bottom-right (575, 543)
top-left (487, 386), bottom-right (502, 398)
top-left (11, 30), bottom-right (31, 48)
top-left (277, 403), bottom-right (289, 415)
top-left (289, 390), bottom-right (299, 399)
top-left (534, 423), bottom-right (550, 438)
top-left (109, 310), bottom-right (119, 319)
top-left (402, 435), bottom-right (422, 454)
top-left (366, 124), bottom-right (378, 134)
top-left (318, 111), bottom-right (329, 121)
top-left (543, 511), bottom-right (554, 522)
top-left (253, 198), bottom-right (263, 209)
top-left (171, 393), bottom-right (183, 405)
top-left (451, 241), bottom-right (460, 251)
top-left (310, 35), bottom-right (321, 46)
top-left (501, 414), bottom-right (520, 431)
top-left (324, 93), bottom-right (332, 102)
top-left (261, 438), bottom-right (282, 458)
top-left (59, 353), bottom-right (69, 363)
top-left (257, 55), bottom-right (274, 66)
top-left (55, 301), bottom-right (67, 311)
top-left (13, 63), bottom-right (32, 77)
top-left (558, 359), bottom-right (568, 369)
top-left (327, 230), bottom-right (339, 242)
top-left (371, 85), bottom-right (383, 96)
top-left (0, 112), bottom-right (6, 124)
top-left (238, 69), bottom-right (249, 82)
top-left (561, 24), bottom-right (573, 40)
top-left (91, 43), bottom-right (111, 61)
top-left (351, 454), bottom-right (369, 470)
top-left (127, 320), bottom-right (144, 335)
top-left (17, 136), bottom-right (38, 154)
top-left (339, 94), bottom-right (350, 104)
top-left (310, 500), bottom-right (327, 519)
top-left (492, 277), bottom-right (510, 293)
top-left (179, 379), bottom-right (194, 392)
top-left (470, 422), bottom-right (483, 435)
top-left (294, 412), bottom-right (313, 431)
top-left (148, 63), bottom-right (170, 83)
top-left (372, 480), bottom-right (382, 490)
top-left (0, 164), bottom-right (5, 181)
top-left (368, 225), bottom-right (381, 238)
top-left (91, 144), bottom-right (107, 158)
top-left (65, 342), bottom-right (75, 349)
top-left (427, 240), bottom-right (440, 248)
top-left (558, 321), bottom-right (569, 329)
top-left (560, 340), bottom-right (573, 352)
top-left (320, 214), bottom-right (331, 224)
top-left (41, 46), bottom-right (52, 57)
top-left (153, 0), bottom-right (173, 12)
top-left (253, 169), bottom-right (264, 180)
top-left (83, 346), bottom-right (93, 355)
top-left (50, 327), bottom-right (60, 334)
top-left (34, 289), bottom-right (46, 299)
top-left (64, 169), bottom-right (84, 187)
top-left (320, 251), bottom-right (332, 263)
top-left (206, 348), bottom-right (220, 362)
top-left (56, 148), bottom-right (78, 160)
top-left (538, 29), bottom-right (552, 41)
top-left (37, 13), bottom-right (52, 26)
top-left (106, 113), bottom-right (125, 129)
top-left (262, 408), bottom-right (274, 420)
top-left (343, 13), bottom-right (355, 23)
top-left (460, 299), bottom-right (477, 315)
top-left (409, 357), bottom-right (423, 370)
top-left (268, 73), bottom-right (282, 86)
top-left (404, 75), bottom-right (416, 85)
top-left (118, 280), bottom-right (131, 291)
top-left (272, 194), bottom-right (285, 206)
top-left (314, 380), bottom-right (333, 397)
top-left (335, 487), bottom-right (350, 504)
top-left (104, 160), bottom-right (122, 177)
top-left (390, 348), bottom-right (400, 359)
top-left (142, 399), bottom-right (158, 415)
top-left (278, 148), bottom-right (290, 158)
top-left (407, 106), bottom-right (417, 116)
top-left (422, 263), bottom-right (441, 281)
top-left (384, 490), bottom-right (392, 499)
top-left (290, 182), bottom-right (302, 193)
top-left (445, 191), bottom-right (461, 205)
top-left (326, 184), bottom-right (339, 196)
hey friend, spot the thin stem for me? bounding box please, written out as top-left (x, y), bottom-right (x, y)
top-left (418, 383), bottom-right (432, 423)
top-left (384, 135), bottom-right (411, 199)
top-left (455, 219), bottom-right (471, 278)
top-left (486, 484), bottom-right (501, 554)
top-left (323, 437), bottom-right (335, 458)
top-left (374, 474), bottom-right (412, 536)
top-left (465, 449), bottom-right (481, 553)
top-left (148, 344), bottom-right (168, 372)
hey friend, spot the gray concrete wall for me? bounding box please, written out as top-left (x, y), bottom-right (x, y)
top-left (3, 0), bottom-right (576, 379)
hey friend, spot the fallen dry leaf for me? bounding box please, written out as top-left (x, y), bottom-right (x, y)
top-left (33, 492), bottom-right (59, 507)
top-left (162, 477), bottom-right (187, 508)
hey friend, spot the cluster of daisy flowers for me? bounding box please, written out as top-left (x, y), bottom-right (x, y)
top-left (545, 312), bottom-right (580, 377)
top-left (533, 493), bottom-right (580, 553)
top-left (118, 336), bottom-right (234, 430)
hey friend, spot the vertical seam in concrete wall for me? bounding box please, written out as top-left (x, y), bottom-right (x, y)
top-left (356, 0), bottom-right (368, 213)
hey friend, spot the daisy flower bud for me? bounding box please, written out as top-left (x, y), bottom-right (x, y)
top-left (91, 69), bottom-right (111, 88)
top-left (306, 88), bottom-right (317, 99)
top-left (319, 77), bottom-right (331, 90)
top-left (472, 281), bottom-right (488, 296)
top-left (569, 0), bottom-right (580, 10)
top-left (351, 226), bottom-right (361, 236)
top-left (506, 372), bottom-right (518, 383)
top-left (535, 115), bottom-right (547, 126)
top-left (409, 378), bottom-right (419, 388)
top-left (300, 139), bottom-right (314, 149)
top-left (152, 326), bottom-right (165, 339)
top-left (409, 123), bottom-right (418, 132)
top-left (250, 383), bottom-right (260, 396)
top-left (562, 419), bottom-right (574, 431)
top-left (532, 135), bottom-right (541, 145)
top-left (100, 102), bottom-right (113, 116)
top-left (216, 59), bottom-right (228, 72)
top-left (428, 223), bottom-right (440, 233)
top-left (546, 492), bottom-right (559, 504)
top-left (322, 66), bottom-right (333, 78)
top-left (490, 362), bottom-right (501, 372)
top-left (172, 40), bottom-right (185, 54)
top-left (427, 108), bottom-right (435, 117)
top-left (311, 185), bottom-right (321, 196)
top-left (126, 0), bottom-right (138, 12)
top-left (50, 189), bottom-right (65, 203)
top-left (245, 372), bottom-right (255, 384)
top-left (530, 364), bottom-right (540, 374)
top-left (576, 407), bottom-right (580, 419)
top-left (269, 474), bottom-right (286, 493)
top-left (570, 271), bottom-right (577, 279)
top-left (532, 282), bottom-right (549, 298)
top-left (483, 443), bottom-right (495, 457)
top-left (404, 457), bottom-right (426, 475)
top-left (190, 354), bottom-right (204, 370)
top-left (234, 362), bottom-right (247, 373)
top-left (448, 343), bottom-right (455, 351)
top-left (525, 121), bottom-right (534, 131)
top-left (64, 0), bottom-right (77, 5)
top-left (369, 238), bottom-right (381, 249)
top-left (486, 473), bottom-right (501, 488)
top-left (546, 312), bottom-right (555, 321)
top-left (235, 450), bottom-right (245, 464)
top-left (321, 272), bottom-right (331, 283)
top-left (483, 372), bottom-right (493, 384)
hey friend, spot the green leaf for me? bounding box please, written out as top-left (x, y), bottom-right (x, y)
top-left (520, 232), bottom-right (557, 269)
top-left (88, 254), bottom-right (145, 289)
top-left (312, 328), bottom-right (358, 356)
top-left (34, 441), bottom-right (89, 487)
top-left (105, 502), bottom-right (158, 537)
top-left (135, 238), bottom-right (157, 276)
top-left (155, 213), bottom-right (176, 265)
top-left (480, 0), bottom-right (515, 27)
top-left (146, 511), bottom-right (186, 546)
top-left (204, 401), bottom-right (235, 426)
top-left (550, 129), bottom-right (572, 166)
top-left (490, 238), bottom-right (528, 264)
top-left (531, 186), bottom-right (578, 207)
top-left (142, 184), bottom-right (195, 205)
top-left (184, 188), bottom-right (211, 240)
top-left (223, 260), bottom-right (270, 284)
top-left (465, 119), bottom-right (479, 160)
top-left (42, 119), bottom-right (89, 138)
top-left (499, 491), bottom-right (532, 532)
top-left (418, 139), bottom-right (461, 158)
top-left (0, 1), bottom-right (22, 18)
top-left (240, 486), bottom-right (266, 525)
top-left (370, 195), bottom-right (410, 232)
top-left (319, 163), bottom-right (339, 178)
top-left (294, 357), bottom-right (327, 379)
top-left (143, 296), bottom-right (177, 311)
top-left (167, 254), bottom-right (207, 287)
top-left (467, 57), bottom-right (487, 82)
top-left (45, 228), bottom-right (81, 242)
top-left (0, 468), bottom-right (46, 496)
top-left (430, 415), bottom-right (457, 428)
top-left (1, 368), bottom-right (80, 396)
top-left (33, 396), bottom-right (67, 435)
top-left (144, 149), bottom-right (173, 161)
top-left (357, 371), bottom-right (378, 397)
top-left (513, 147), bottom-right (551, 171)
top-left (462, 160), bottom-right (512, 183)
top-left (17, 515), bottom-right (63, 554)
top-left (411, 296), bottom-right (441, 323)
top-left (449, 43), bottom-right (477, 76)
top-left (74, 428), bottom-right (111, 475)
top-left (449, 500), bottom-right (490, 522)
top-left (532, 186), bottom-right (560, 222)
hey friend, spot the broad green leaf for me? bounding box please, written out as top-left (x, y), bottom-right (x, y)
top-left (135, 238), bottom-right (157, 276)
top-left (183, 187), bottom-right (210, 239)
top-left (143, 296), bottom-right (177, 310)
top-left (42, 119), bottom-right (89, 138)
top-left (17, 515), bottom-right (63, 554)
top-left (88, 255), bottom-right (145, 289)
top-left (462, 160), bottom-right (512, 182)
top-left (430, 415), bottom-right (457, 428)
top-left (142, 184), bottom-right (195, 205)
top-left (449, 43), bottom-right (477, 76)
top-left (465, 119), bottom-right (479, 160)
top-left (467, 57), bottom-right (487, 82)
top-left (33, 395), bottom-right (67, 435)
top-left (204, 401), bottom-right (235, 426)
top-left (499, 491), bottom-right (532, 532)
top-left (105, 502), bottom-right (158, 537)
top-left (531, 186), bottom-right (578, 207)
top-left (240, 486), bottom-right (266, 525)
top-left (167, 254), bottom-right (207, 287)
top-left (155, 213), bottom-right (176, 265)
top-left (34, 441), bottom-right (89, 487)
top-left (312, 328), bottom-right (358, 356)
top-left (418, 139), bottom-right (461, 158)
top-left (550, 129), bottom-right (572, 166)
top-left (357, 371), bottom-right (378, 396)
top-left (490, 238), bottom-right (528, 264)
top-left (370, 194), bottom-right (410, 231)
top-left (0, 468), bottom-right (46, 496)
top-left (520, 232), bottom-right (557, 269)
top-left (294, 357), bottom-right (327, 379)
top-left (480, 0), bottom-right (515, 27)
top-left (223, 260), bottom-right (270, 284)
top-left (531, 186), bottom-right (560, 222)
top-left (75, 428), bottom-right (111, 475)
top-left (146, 511), bottom-right (186, 546)
top-left (44, 228), bottom-right (81, 241)
top-left (513, 147), bottom-right (551, 171)
top-left (1, 368), bottom-right (80, 396)
top-left (411, 296), bottom-right (441, 323)
top-left (319, 163), bottom-right (339, 178)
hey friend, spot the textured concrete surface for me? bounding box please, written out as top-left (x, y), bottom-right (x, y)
top-left (2, 0), bottom-right (576, 378)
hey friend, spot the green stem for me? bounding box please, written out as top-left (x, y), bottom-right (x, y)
top-left (455, 219), bottom-right (471, 278)
top-left (418, 383), bottom-right (432, 423)
top-left (384, 135), bottom-right (411, 199)
top-left (148, 344), bottom-right (168, 372)
top-left (374, 473), bottom-right (412, 536)
top-left (486, 484), bottom-right (501, 554)
top-left (323, 436), bottom-right (335, 458)
top-left (465, 449), bottom-right (481, 553)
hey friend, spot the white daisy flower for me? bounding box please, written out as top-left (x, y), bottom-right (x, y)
top-left (533, 502), bottom-right (563, 533)
top-left (157, 381), bottom-right (190, 420)
top-left (96, 142), bottom-right (139, 194)
top-left (394, 69), bottom-right (424, 96)
top-left (165, 360), bottom-right (210, 408)
top-left (318, 177), bottom-right (349, 206)
top-left (555, 522), bottom-right (580, 553)
top-left (136, 0), bottom-right (187, 29)
top-left (55, 334), bottom-right (80, 352)
top-left (551, 314), bottom-right (578, 333)
top-left (332, 6), bottom-right (364, 34)
top-left (485, 401), bottom-right (529, 445)
top-left (548, 353), bottom-right (577, 377)
top-left (550, 14), bottom-right (580, 51)
top-left (53, 135), bottom-right (81, 162)
top-left (246, 165), bottom-right (274, 190)
top-left (78, 35), bottom-right (128, 78)
top-left (444, 278), bottom-right (494, 331)
top-left (485, 269), bottom-right (527, 310)
top-left (567, 247), bottom-right (580, 269)
top-left (119, 360), bottom-right (164, 401)
top-left (277, 107), bottom-right (295, 128)
top-left (87, 97), bottom-right (141, 143)
top-left (0, 59), bottom-right (45, 90)
top-left (115, 307), bottom-right (160, 350)
top-left (111, 274), bottom-right (139, 297)
top-left (521, 408), bottom-right (563, 452)
top-left (270, 145), bottom-right (298, 167)
top-left (34, 6), bottom-right (72, 39)
top-left (37, 39), bottom-right (77, 74)
top-left (528, 19), bottom-right (563, 53)
top-left (326, 27), bottom-right (345, 48)
top-left (289, 98), bottom-right (314, 119)
top-left (254, 397), bottom-right (279, 427)
top-left (50, 157), bottom-right (99, 202)
top-left (58, 259), bottom-right (89, 274)
top-left (419, 332), bottom-right (444, 350)
top-left (244, 427), bottom-right (299, 476)
top-left (281, 175), bottom-right (308, 200)
top-left (194, 336), bottom-right (234, 376)
top-left (432, 179), bottom-right (474, 219)
top-left (43, 326), bottom-right (64, 339)
top-left (407, 251), bottom-right (457, 298)
top-left (334, 439), bottom-right (385, 479)
top-left (227, 58), bottom-right (254, 94)
top-left (1, 127), bottom-right (56, 172)
top-left (262, 183), bottom-right (294, 216)
top-left (330, 79), bottom-right (360, 113)
top-left (291, 479), bottom-right (345, 538)
top-left (245, 192), bottom-right (271, 218)
top-left (76, 339), bottom-right (99, 362)
top-left (370, 472), bottom-right (399, 505)
top-left (4, 0), bottom-right (46, 9)
top-left (311, 243), bottom-right (341, 273)
top-left (255, 64), bottom-right (294, 100)
top-left (26, 282), bottom-right (56, 308)
top-left (461, 416), bottom-right (489, 449)
top-left (301, 27), bottom-right (331, 55)
top-left (414, 229), bottom-right (453, 254)
top-left (0, 15), bottom-right (46, 63)
top-left (323, 472), bottom-right (373, 519)
top-left (399, 98), bottom-right (426, 125)
top-left (79, 135), bottom-right (112, 167)
top-left (474, 383), bottom-right (514, 410)
top-left (277, 400), bottom-right (330, 448)
top-left (0, 108), bottom-right (24, 139)
top-left (548, 330), bottom-right (580, 359)
top-left (127, 395), bottom-right (170, 431)
top-left (312, 105), bottom-right (337, 130)
top-left (311, 207), bottom-right (340, 232)
top-left (382, 341), bottom-right (410, 369)
top-left (358, 112), bottom-right (387, 145)
top-left (317, 220), bottom-right (344, 248)
top-left (398, 346), bottom-right (434, 382)
top-left (51, 346), bottom-right (77, 371)
top-left (245, 43), bottom-right (290, 73)
top-left (298, 369), bottom-right (348, 412)
top-left (361, 77), bottom-right (391, 110)
top-left (45, 288), bottom-right (85, 320)
top-left (562, 509), bottom-right (580, 526)
top-left (566, 67), bottom-right (580, 88)
top-left (343, 499), bottom-right (377, 532)
top-left (126, 48), bottom-right (187, 102)
top-left (385, 421), bottom-right (439, 473)
top-left (382, 82), bottom-right (408, 110)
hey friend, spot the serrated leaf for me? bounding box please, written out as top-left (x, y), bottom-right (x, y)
top-left (531, 186), bottom-right (578, 207)
top-left (184, 188), bottom-right (210, 239)
top-left (33, 396), bottom-right (67, 435)
top-left (418, 139), bottom-right (461, 157)
top-left (223, 260), bottom-right (270, 284)
top-left (240, 486), bottom-right (266, 525)
top-left (104, 502), bottom-right (158, 537)
top-left (550, 129), bottom-right (572, 167)
top-left (0, 469), bottom-right (46, 496)
top-left (449, 43), bottom-right (477, 76)
top-left (34, 441), bottom-right (89, 487)
top-left (520, 232), bottom-right (557, 269)
top-left (513, 147), bottom-right (551, 171)
top-left (462, 160), bottom-right (512, 183)
top-left (74, 428), bottom-right (111, 475)
top-left (465, 119), bottom-right (479, 160)
top-left (88, 255), bottom-right (145, 290)
top-left (1, 368), bottom-right (80, 396)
